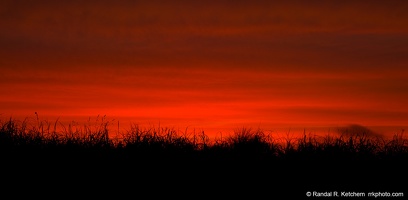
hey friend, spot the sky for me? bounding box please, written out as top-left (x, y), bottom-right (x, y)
top-left (1, 0), bottom-right (408, 138)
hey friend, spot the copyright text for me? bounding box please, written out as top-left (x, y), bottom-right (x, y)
top-left (306, 191), bottom-right (404, 198)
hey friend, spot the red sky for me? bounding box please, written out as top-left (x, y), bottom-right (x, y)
top-left (1, 0), bottom-right (408, 138)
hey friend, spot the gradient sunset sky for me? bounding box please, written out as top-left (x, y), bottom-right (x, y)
top-left (1, 0), bottom-right (408, 137)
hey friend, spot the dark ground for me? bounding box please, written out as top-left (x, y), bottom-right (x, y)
top-left (2, 153), bottom-right (407, 200)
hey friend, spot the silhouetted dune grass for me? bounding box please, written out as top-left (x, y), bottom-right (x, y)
top-left (1, 117), bottom-right (407, 199)
top-left (2, 118), bottom-right (407, 161)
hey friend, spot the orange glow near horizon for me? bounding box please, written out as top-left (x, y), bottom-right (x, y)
top-left (1, 1), bottom-right (408, 139)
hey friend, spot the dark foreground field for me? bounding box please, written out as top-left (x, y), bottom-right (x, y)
top-left (1, 118), bottom-right (407, 199)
